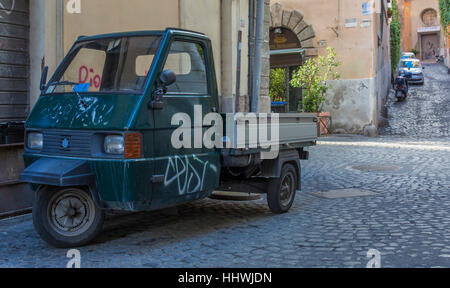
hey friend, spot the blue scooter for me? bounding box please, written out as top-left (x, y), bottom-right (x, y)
top-left (394, 71), bottom-right (411, 102)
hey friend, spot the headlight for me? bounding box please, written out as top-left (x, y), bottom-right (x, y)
top-left (104, 135), bottom-right (124, 155)
top-left (27, 133), bottom-right (43, 150)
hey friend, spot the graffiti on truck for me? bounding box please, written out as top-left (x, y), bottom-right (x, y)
top-left (164, 155), bottom-right (216, 196)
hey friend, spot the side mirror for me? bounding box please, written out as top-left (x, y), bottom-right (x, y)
top-left (159, 70), bottom-right (176, 87)
top-left (149, 70), bottom-right (176, 110)
top-left (40, 66), bottom-right (49, 91)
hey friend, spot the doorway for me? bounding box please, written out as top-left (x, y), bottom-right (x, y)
top-left (421, 33), bottom-right (440, 61)
top-left (269, 27), bottom-right (303, 113)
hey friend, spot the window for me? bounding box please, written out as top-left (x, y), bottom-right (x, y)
top-left (422, 9), bottom-right (438, 26)
top-left (136, 55), bottom-right (155, 77)
top-left (62, 48), bottom-right (106, 92)
top-left (401, 61), bottom-right (421, 68)
top-left (162, 41), bottom-right (208, 95)
top-left (46, 36), bottom-right (162, 94)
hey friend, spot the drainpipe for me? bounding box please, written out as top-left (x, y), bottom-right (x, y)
top-left (251, 0), bottom-right (265, 113)
top-left (248, 0), bottom-right (255, 111)
top-left (235, 31), bottom-right (242, 112)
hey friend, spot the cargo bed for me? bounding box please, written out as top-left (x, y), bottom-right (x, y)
top-left (221, 113), bottom-right (318, 156)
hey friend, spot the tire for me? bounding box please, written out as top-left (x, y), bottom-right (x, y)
top-left (33, 186), bottom-right (104, 248)
top-left (267, 163), bottom-right (298, 214)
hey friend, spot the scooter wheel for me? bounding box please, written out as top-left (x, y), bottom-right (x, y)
top-left (33, 186), bottom-right (104, 248)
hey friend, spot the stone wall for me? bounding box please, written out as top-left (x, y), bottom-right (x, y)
top-left (260, 0), bottom-right (272, 113)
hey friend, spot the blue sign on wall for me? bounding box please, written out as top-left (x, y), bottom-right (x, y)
top-left (362, 2), bottom-right (371, 16)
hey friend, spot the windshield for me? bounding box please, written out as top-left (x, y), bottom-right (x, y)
top-left (401, 61), bottom-right (421, 68)
top-left (45, 36), bottom-right (162, 94)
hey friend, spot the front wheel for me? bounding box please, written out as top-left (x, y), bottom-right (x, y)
top-left (267, 163), bottom-right (298, 214)
top-left (33, 186), bottom-right (104, 248)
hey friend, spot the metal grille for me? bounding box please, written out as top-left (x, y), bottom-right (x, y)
top-left (42, 130), bottom-right (93, 157)
top-left (0, 0), bottom-right (29, 121)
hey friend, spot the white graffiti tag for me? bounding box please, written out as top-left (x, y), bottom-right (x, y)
top-left (0, 0), bottom-right (15, 18)
top-left (164, 155), bottom-right (211, 195)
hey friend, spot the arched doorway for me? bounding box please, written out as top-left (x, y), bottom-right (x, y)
top-left (269, 3), bottom-right (316, 113)
top-left (269, 27), bottom-right (303, 113)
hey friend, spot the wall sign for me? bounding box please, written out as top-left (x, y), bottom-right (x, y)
top-left (362, 2), bottom-right (371, 16)
top-left (418, 26), bottom-right (441, 33)
top-left (361, 19), bottom-right (371, 28)
top-left (345, 18), bottom-right (358, 28)
top-left (270, 28), bottom-right (301, 50)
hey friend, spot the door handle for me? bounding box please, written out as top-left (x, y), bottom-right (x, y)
top-left (149, 89), bottom-right (165, 110)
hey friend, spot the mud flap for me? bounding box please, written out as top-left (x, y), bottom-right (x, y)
top-left (260, 150), bottom-right (302, 190)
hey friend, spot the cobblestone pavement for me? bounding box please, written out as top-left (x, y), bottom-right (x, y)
top-left (0, 67), bottom-right (449, 268)
top-left (380, 63), bottom-right (450, 138)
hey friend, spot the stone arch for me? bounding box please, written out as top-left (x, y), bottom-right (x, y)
top-left (270, 2), bottom-right (316, 50)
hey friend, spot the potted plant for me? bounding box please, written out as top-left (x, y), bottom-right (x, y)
top-left (387, 8), bottom-right (393, 18)
top-left (290, 47), bottom-right (340, 136)
top-left (269, 68), bottom-right (288, 113)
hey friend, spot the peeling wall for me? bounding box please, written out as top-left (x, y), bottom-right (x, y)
top-left (323, 78), bottom-right (374, 133)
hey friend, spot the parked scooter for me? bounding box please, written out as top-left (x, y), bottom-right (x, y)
top-left (394, 71), bottom-right (411, 102)
top-left (436, 55), bottom-right (444, 63)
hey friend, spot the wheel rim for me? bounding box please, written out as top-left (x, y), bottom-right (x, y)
top-left (279, 172), bottom-right (295, 207)
top-left (47, 189), bottom-right (96, 237)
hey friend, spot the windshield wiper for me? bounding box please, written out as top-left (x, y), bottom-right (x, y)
top-left (48, 80), bottom-right (80, 87)
top-left (47, 80), bottom-right (88, 107)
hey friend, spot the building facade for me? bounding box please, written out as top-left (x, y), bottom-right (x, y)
top-left (267, 0), bottom-right (392, 134)
top-left (398, 0), bottom-right (443, 61)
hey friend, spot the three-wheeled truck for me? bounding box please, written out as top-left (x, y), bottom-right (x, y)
top-left (21, 29), bottom-right (317, 248)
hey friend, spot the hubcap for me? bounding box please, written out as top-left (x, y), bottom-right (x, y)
top-left (280, 172), bottom-right (295, 207)
top-left (48, 189), bottom-right (95, 237)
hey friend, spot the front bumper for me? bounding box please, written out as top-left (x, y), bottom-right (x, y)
top-left (408, 74), bottom-right (424, 83)
top-left (20, 158), bottom-right (94, 187)
top-left (22, 153), bottom-right (154, 211)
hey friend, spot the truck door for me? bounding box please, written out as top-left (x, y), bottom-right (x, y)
top-left (151, 38), bottom-right (220, 207)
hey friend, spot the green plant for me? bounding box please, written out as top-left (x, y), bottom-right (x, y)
top-left (439, 0), bottom-right (450, 35)
top-left (290, 47), bottom-right (340, 113)
top-left (269, 68), bottom-right (286, 102)
top-left (390, 0), bottom-right (401, 76)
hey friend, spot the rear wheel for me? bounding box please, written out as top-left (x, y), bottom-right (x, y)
top-left (395, 91), bottom-right (404, 101)
top-left (33, 186), bottom-right (104, 248)
top-left (267, 163), bottom-right (298, 214)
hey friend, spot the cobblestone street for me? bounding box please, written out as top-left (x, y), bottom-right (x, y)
top-left (380, 63), bottom-right (450, 138)
top-left (0, 65), bottom-right (449, 268)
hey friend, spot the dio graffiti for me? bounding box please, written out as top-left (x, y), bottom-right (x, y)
top-left (79, 65), bottom-right (102, 89)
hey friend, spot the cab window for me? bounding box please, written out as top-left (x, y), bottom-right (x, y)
top-left (162, 41), bottom-right (208, 95)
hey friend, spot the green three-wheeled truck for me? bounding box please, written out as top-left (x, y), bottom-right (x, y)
top-left (21, 28), bottom-right (317, 248)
